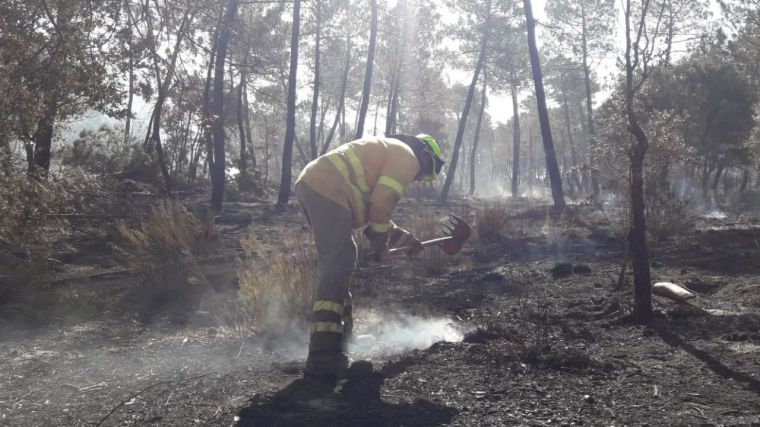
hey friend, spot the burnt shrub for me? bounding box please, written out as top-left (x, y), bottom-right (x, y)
top-left (115, 200), bottom-right (216, 316)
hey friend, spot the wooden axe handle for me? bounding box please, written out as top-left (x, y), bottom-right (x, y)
top-left (388, 236), bottom-right (454, 254)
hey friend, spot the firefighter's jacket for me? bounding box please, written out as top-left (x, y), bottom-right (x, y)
top-left (296, 136), bottom-right (420, 233)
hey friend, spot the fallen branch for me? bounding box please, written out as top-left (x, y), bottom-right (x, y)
top-left (95, 372), bottom-right (214, 426)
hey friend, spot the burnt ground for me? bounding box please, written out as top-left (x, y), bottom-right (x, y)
top-left (2, 196), bottom-right (760, 426)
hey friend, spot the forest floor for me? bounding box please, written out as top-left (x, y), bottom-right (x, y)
top-left (1, 193), bottom-right (760, 426)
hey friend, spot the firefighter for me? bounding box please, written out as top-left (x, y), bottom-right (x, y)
top-left (294, 133), bottom-right (445, 383)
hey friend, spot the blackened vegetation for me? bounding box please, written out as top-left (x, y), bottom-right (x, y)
top-left (2, 200), bottom-right (760, 425)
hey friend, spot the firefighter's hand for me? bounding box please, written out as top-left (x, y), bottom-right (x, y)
top-left (369, 238), bottom-right (390, 262)
top-left (373, 243), bottom-right (390, 262)
top-left (364, 227), bottom-right (390, 262)
top-left (389, 227), bottom-right (424, 257)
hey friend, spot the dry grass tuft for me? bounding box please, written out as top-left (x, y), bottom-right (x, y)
top-left (116, 200), bottom-right (216, 312)
top-left (476, 202), bottom-right (510, 242)
top-left (236, 229), bottom-right (316, 337)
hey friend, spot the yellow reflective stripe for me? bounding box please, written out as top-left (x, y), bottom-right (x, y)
top-left (312, 322), bottom-right (344, 334)
top-left (313, 300), bottom-right (343, 315)
top-left (326, 153), bottom-right (366, 223)
top-left (368, 221), bottom-right (393, 233)
top-left (326, 153), bottom-right (350, 181)
top-left (378, 175), bottom-right (404, 196)
top-left (345, 147), bottom-right (369, 193)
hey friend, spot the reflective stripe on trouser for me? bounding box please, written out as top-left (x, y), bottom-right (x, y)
top-left (295, 181), bottom-right (357, 377)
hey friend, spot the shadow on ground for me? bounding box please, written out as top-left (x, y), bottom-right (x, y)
top-left (653, 317), bottom-right (760, 398)
top-left (236, 360), bottom-right (458, 427)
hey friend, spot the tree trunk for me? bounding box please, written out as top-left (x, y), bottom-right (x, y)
top-left (309, 0), bottom-right (321, 159)
top-left (664, 0), bottom-right (674, 65)
top-left (562, 97), bottom-right (582, 198)
top-left (125, 50), bottom-right (134, 145)
top-left (563, 99), bottom-right (579, 167)
top-left (711, 163), bottom-right (725, 193)
top-left (701, 158), bottom-right (713, 193)
top-left (385, 71), bottom-right (400, 135)
top-left (197, 9), bottom-right (224, 181)
top-left (459, 132), bottom-right (468, 192)
top-left (439, 0), bottom-right (491, 202)
top-left (341, 99), bottom-right (346, 139)
top-left (625, 0), bottom-right (652, 323)
top-left (581, 3), bottom-right (600, 197)
top-left (188, 131), bottom-right (204, 182)
top-left (149, 104), bottom-right (173, 193)
top-left (123, 0), bottom-right (135, 145)
top-left (355, 0), bottom-right (377, 139)
top-left (0, 131), bottom-right (10, 162)
top-left (243, 79), bottom-right (256, 169)
top-left (31, 93), bottom-right (59, 174)
top-left (294, 134), bottom-right (309, 169)
top-left (740, 168), bottom-right (750, 192)
top-left (510, 80), bottom-right (521, 198)
top-left (524, 0), bottom-right (565, 210)
top-left (237, 75), bottom-right (249, 184)
top-left (264, 115), bottom-right (270, 183)
top-left (469, 74), bottom-right (487, 196)
top-left (177, 113), bottom-right (192, 174)
top-left (277, 0), bottom-right (302, 207)
top-left (321, 36), bottom-right (351, 155)
top-left (528, 124), bottom-right (534, 190)
top-left (146, 9), bottom-right (193, 193)
top-left (210, 0), bottom-right (240, 212)
top-left (373, 100), bottom-right (380, 135)
top-left (385, 36), bottom-right (405, 135)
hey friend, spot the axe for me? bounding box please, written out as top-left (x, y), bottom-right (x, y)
top-left (389, 214), bottom-right (472, 255)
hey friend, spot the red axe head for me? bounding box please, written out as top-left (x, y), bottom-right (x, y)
top-left (438, 214), bottom-right (472, 255)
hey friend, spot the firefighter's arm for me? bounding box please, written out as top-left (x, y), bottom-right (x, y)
top-left (363, 177), bottom-right (404, 259)
top-left (364, 159), bottom-right (418, 258)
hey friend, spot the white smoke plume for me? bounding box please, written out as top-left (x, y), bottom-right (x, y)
top-left (348, 311), bottom-right (469, 359)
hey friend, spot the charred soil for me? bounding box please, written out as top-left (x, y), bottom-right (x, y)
top-left (1, 197), bottom-right (760, 426)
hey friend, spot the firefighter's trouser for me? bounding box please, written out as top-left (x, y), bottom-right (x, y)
top-left (295, 182), bottom-right (356, 378)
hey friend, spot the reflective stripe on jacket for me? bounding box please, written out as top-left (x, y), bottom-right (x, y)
top-left (296, 136), bottom-right (420, 229)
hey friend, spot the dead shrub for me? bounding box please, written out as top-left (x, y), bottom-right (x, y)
top-left (476, 202), bottom-right (509, 242)
top-left (236, 229), bottom-right (315, 337)
top-left (513, 269), bottom-right (556, 358)
top-left (115, 200), bottom-right (216, 313)
top-left (645, 188), bottom-right (693, 242)
top-left (1, 161), bottom-right (120, 293)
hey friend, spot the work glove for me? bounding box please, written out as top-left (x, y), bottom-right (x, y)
top-left (389, 227), bottom-right (424, 257)
top-left (364, 226), bottom-right (391, 262)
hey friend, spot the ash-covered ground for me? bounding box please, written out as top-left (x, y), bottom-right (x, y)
top-left (2, 198), bottom-right (760, 426)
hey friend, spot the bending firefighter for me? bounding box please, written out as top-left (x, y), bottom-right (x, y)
top-left (294, 133), bottom-right (445, 382)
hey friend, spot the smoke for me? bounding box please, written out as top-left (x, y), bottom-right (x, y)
top-left (703, 209), bottom-right (727, 219)
top-left (671, 177), bottom-right (725, 217)
top-left (348, 311), bottom-right (469, 358)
